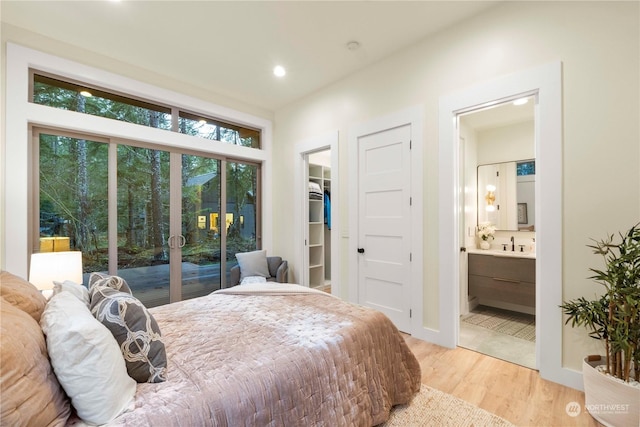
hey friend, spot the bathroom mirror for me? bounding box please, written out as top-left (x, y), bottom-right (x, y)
top-left (459, 95), bottom-right (536, 231)
top-left (477, 160), bottom-right (535, 231)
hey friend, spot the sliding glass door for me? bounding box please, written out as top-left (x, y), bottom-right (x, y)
top-left (179, 154), bottom-right (222, 300)
top-left (116, 145), bottom-right (171, 307)
top-left (225, 161), bottom-right (259, 283)
top-left (34, 130), bottom-right (259, 307)
top-left (36, 133), bottom-right (110, 273)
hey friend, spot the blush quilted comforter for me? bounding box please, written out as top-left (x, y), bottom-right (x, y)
top-left (82, 284), bottom-right (421, 426)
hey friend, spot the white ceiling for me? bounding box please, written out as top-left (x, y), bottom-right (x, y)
top-left (461, 96), bottom-right (535, 131)
top-left (1, 1), bottom-right (500, 112)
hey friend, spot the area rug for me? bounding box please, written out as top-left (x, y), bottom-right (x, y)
top-left (382, 385), bottom-right (515, 427)
top-left (462, 305), bottom-right (535, 342)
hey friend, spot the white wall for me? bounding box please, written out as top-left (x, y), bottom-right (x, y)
top-left (272, 0), bottom-right (639, 379)
top-left (477, 120), bottom-right (534, 165)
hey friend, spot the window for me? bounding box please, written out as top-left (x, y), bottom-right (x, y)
top-left (6, 44), bottom-right (271, 286)
top-left (35, 130), bottom-right (260, 307)
top-left (33, 74), bottom-right (172, 129)
top-left (179, 111), bottom-right (260, 148)
top-left (32, 71), bottom-right (261, 148)
top-left (517, 161), bottom-right (535, 176)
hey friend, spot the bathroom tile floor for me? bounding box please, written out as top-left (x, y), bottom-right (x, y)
top-left (459, 306), bottom-right (536, 370)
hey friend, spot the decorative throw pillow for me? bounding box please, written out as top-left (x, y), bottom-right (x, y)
top-left (90, 286), bottom-right (167, 383)
top-left (53, 280), bottom-right (90, 307)
top-left (236, 250), bottom-right (271, 280)
top-left (88, 272), bottom-right (132, 294)
top-left (40, 292), bottom-right (136, 425)
top-left (0, 270), bottom-right (47, 322)
top-left (1, 297), bottom-right (71, 426)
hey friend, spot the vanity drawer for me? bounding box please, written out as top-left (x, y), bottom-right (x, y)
top-left (469, 275), bottom-right (536, 307)
top-left (468, 254), bottom-right (535, 283)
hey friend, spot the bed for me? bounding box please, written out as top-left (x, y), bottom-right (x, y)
top-left (1, 272), bottom-right (420, 426)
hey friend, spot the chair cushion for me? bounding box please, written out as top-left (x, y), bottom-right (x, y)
top-left (236, 250), bottom-right (271, 280)
top-left (0, 297), bottom-right (71, 426)
top-left (90, 285), bottom-right (167, 383)
top-left (0, 270), bottom-right (47, 322)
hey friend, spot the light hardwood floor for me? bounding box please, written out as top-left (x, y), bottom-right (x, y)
top-left (403, 335), bottom-right (603, 427)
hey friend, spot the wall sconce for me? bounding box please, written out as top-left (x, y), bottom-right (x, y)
top-left (29, 251), bottom-right (83, 296)
top-left (485, 185), bottom-right (496, 212)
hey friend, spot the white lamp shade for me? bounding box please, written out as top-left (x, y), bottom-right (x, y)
top-left (29, 251), bottom-right (83, 291)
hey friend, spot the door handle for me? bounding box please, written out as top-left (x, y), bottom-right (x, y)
top-left (460, 247), bottom-right (467, 252)
top-left (168, 235), bottom-right (185, 249)
top-left (357, 248), bottom-right (365, 254)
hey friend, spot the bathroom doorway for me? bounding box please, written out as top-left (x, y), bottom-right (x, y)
top-left (457, 97), bottom-right (537, 369)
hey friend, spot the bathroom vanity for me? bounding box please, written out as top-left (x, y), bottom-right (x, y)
top-left (468, 250), bottom-right (536, 309)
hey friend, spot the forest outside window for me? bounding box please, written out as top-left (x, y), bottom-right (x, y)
top-left (31, 71), bottom-right (261, 148)
top-left (35, 130), bottom-right (260, 307)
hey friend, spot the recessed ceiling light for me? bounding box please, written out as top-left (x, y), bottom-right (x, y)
top-left (273, 65), bottom-right (286, 78)
top-left (513, 97), bottom-right (529, 106)
top-left (79, 90), bottom-right (92, 97)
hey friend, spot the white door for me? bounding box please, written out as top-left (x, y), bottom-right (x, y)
top-left (357, 124), bottom-right (412, 332)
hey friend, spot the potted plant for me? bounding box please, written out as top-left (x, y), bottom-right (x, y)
top-left (561, 223), bottom-right (639, 427)
top-left (477, 222), bottom-right (496, 250)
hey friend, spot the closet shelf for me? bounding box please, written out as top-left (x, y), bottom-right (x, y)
top-left (308, 162), bottom-right (331, 288)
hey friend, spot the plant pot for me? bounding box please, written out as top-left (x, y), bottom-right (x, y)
top-left (582, 356), bottom-right (639, 427)
top-left (479, 240), bottom-right (490, 250)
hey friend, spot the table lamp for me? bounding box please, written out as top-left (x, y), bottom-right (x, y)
top-left (29, 251), bottom-right (83, 297)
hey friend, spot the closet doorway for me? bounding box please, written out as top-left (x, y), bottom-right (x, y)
top-left (306, 150), bottom-right (332, 292)
top-left (294, 131), bottom-right (339, 294)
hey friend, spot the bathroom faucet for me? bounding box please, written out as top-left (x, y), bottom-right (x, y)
top-left (510, 236), bottom-right (515, 251)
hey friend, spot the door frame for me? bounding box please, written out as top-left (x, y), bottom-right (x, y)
top-left (438, 62), bottom-right (582, 390)
top-left (293, 131), bottom-right (340, 294)
top-left (348, 106), bottom-right (423, 336)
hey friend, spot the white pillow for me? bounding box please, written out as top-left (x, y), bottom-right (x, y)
top-left (40, 292), bottom-right (136, 425)
top-left (236, 250), bottom-right (271, 280)
top-left (240, 276), bottom-right (268, 285)
top-left (53, 280), bottom-right (90, 307)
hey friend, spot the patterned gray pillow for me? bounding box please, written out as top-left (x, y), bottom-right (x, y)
top-left (90, 286), bottom-right (167, 383)
top-left (88, 272), bottom-right (132, 294)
